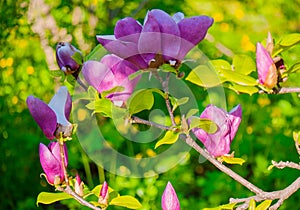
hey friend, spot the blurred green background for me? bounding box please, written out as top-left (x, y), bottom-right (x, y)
top-left (1, 0), bottom-right (300, 209)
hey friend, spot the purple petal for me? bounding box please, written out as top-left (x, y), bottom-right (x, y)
top-left (39, 143), bottom-right (63, 184)
top-left (48, 86), bottom-right (71, 126)
top-left (172, 12), bottom-right (184, 24)
top-left (100, 181), bottom-right (109, 199)
top-left (65, 91), bottom-right (72, 120)
top-left (56, 42), bottom-right (82, 72)
top-left (177, 16), bottom-right (213, 59)
top-left (150, 9), bottom-right (181, 60)
top-left (114, 17), bottom-right (142, 42)
top-left (162, 182), bottom-right (180, 210)
top-left (27, 96), bottom-right (57, 140)
top-left (138, 10), bottom-right (162, 63)
top-left (228, 104), bottom-right (242, 140)
top-left (256, 43), bottom-right (277, 88)
top-left (49, 141), bottom-right (68, 168)
top-left (82, 60), bottom-right (115, 93)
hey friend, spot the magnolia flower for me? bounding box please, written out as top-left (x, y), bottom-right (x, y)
top-left (26, 86), bottom-right (72, 140)
top-left (192, 104), bottom-right (242, 157)
top-left (98, 181), bottom-right (109, 206)
top-left (97, 9), bottom-right (213, 69)
top-left (56, 42), bottom-right (83, 76)
top-left (162, 182), bottom-right (180, 210)
top-left (256, 42), bottom-right (278, 89)
top-left (82, 54), bottom-right (140, 105)
top-left (39, 142), bottom-right (68, 185)
top-left (74, 174), bottom-right (84, 196)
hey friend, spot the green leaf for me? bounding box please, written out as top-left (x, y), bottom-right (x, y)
top-left (220, 69), bottom-right (257, 86)
top-left (210, 59), bottom-right (232, 72)
top-left (85, 44), bottom-right (104, 61)
top-left (279, 33), bottom-right (300, 47)
top-left (222, 156), bottom-right (246, 165)
top-left (155, 131), bottom-right (180, 149)
top-left (249, 198), bottom-right (256, 210)
top-left (186, 109), bottom-right (199, 119)
top-left (159, 63), bottom-right (177, 73)
top-left (225, 83), bottom-right (259, 95)
top-left (189, 118), bottom-right (217, 134)
top-left (233, 54), bottom-right (256, 75)
top-left (256, 200), bottom-right (272, 210)
top-left (129, 70), bottom-right (145, 80)
top-left (127, 89), bottom-right (154, 115)
top-left (110, 195), bottom-right (142, 209)
top-left (36, 192), bottom-right (72, 206)
top-left (101, 86), bottom-right (125, 98)
top-left (49, 70), bottom-right (65, 82)
top-left (86, 98), bottom-right (126, 118)
top-left (203, 202), bottom-right (237, 210)
top-left (71, 51), bottom-right (83, 65)
top-left (170, 96), bottom-right (189, 112)
top-left (91, 184), bottom-right (116, 196)
top-left (287, 62), bottom-right (300, 73)
top-left (186, 65), bottom-right (225, 88)
top-left (66, 74), bottom-right (76, 86)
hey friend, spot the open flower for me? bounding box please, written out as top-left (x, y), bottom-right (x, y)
top-left (97, 9), bottom-right (213, 69)
top-left (82, 54), bottom-right (140, 106)
top-left (39, 142), bottom-right (68, 185)
top-left (256, 42), bottom-right (278, 89)
top-left (192, 104), bottom-right (242, 157)
top-left (56, 42), bottom-right (83, 75)
top-left (162, 182), bottom-right (180, 210)
top-left (26, 86), bottom-right (72, 140)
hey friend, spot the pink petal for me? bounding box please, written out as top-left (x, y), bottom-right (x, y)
top-left (162, 182), bottom-right (180, 210)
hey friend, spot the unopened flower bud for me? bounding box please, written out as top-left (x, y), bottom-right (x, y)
top-left (162, 182), bottom-right (180, 210)
top-left (98, 181), bottom-right (109, 206)
top-left (56, 42), bottom-right (83, 76)
top-left (74, 174), bottom-right (84, 196)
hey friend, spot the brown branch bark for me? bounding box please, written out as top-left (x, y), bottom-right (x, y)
top-left (271, 160), bottom-right (300, 170)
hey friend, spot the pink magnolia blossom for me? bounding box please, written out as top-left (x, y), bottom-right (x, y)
top-left (162, 182), bottom-right (180, 210)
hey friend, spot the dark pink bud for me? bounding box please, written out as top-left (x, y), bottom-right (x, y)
top-left (162, 182), bottom-right (180, 210)
top-left (74, 174), bottom-right (84, 196)
top-left (98, 181), bottom-right (109, 206)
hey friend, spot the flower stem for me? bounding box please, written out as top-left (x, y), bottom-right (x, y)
top-left (59, 139), bottom-right (69, 186)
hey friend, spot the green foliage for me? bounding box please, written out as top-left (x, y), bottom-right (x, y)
top-left (36, 192), bottom-right (72, 206)
top-left (154, 131), bottom-right (180, 149)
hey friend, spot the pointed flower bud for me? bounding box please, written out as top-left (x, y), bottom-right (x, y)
top-left (162, 182), bottom-right (180, 210)
top-left (74, 174), bottom-right (84, 196)
top-left (39, 142), bottom-right (68, 185)
top-left (56, 42), bottom-right (83, 75)
top-left (256, 42), bottom-right (278, 89)
top-left (26, 86), bottom-right (72, 140)
top-left (192, 104), bottom-right (242, 157)
top-left (98, 181), bottom-right (109, 206)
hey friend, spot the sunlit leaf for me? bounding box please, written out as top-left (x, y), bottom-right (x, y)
top-left (186, 109), bottom-right (199, 119)
top-left (186, 65), bottom-right (225, 88)
top-left (222, 156), bottom-right (246, 165)
top-left (287, 62), bottom-right (300, 73)
top-left (49, 70), bottom-right (65, 82)
top-left (155, 130), bottom-right (180, 149)
top-left (159, 63), bottom-right (177, 73)
top-left (210, 59), bottom-right (232, 72)
top-left (225, 83), bottom-right (259, 95)
top-left (91, 184), bottom-right (116, 196)
top-left (85, 44), bottom-right (104, 61)
top-left (129, 70), bottom-right (145, 80)
top-left (278, 33), bottom-right (300, 47)
top-left (71, 51), bottom-right (83, 65)
top-left (203, 202), bottom-right (237, 210)
top-left (66, 74), bottom-right (76, 86)
top-left (249, 198), bottom-right (256, 210)
top-left (256, 200), bottom-right (272, 210)
top-left (127, 89), bottom-right (154, 115)
top-left (86, 98), bottom-right (126, 118)
top-left (101, 86), bottom-right (125, 98)
top-left (170, 96), bottom-right (189, 112)
top-left (36, 192), bottom-right (72, 206)
top-left (220, 69), bottom-right (257, 86)
top-left (110, 195), bottom-right (142, 209)
top-left (233, 54), bottom-right (256, 75)
top-left (189, 118), bottom-right (217, 133)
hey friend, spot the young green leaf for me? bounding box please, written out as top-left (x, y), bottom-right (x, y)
top-left (220, 69), bottom-right (257, 86)
top-left (186, 65), bottom-right (225, 88)
top-left (159, 63), bottom-right (177, 73)
top-left (189, 118), bottom-right (217, 134)
top-left (129, 70), bottom-right (145, 80)
top-left (36, 192), bottom-right (72, 206)
top-left (101, 86), bottom-right (125, 98)
top-left (186, 109), bottom-right (199, 119)
top-left (155, 131), bottom-right (180, 149)
top-left (225, 83), bottom-right (259, 95)
top-left (71, 51), bottom-right (83, 65)
top-left (170, 96), bottom-right (189, 112)
top-left (85, 44), bottom-right (104, 61)
top-left (287, 62), bottom-right (300, 73)
top-left (110, 195), bottom-right (142, 209)
top-left (256, 200), bottom-right (272, 210)
top-left (222, 156), bottom-right (246, 165)
top-left (127, 89), bottom-right (154, 115)
top-left (278, 33), bottom-right (300, 47)
top-left (210, 59), bottom-right (232, 72)
top-left (233, 54), bottom-right (256, 75)
top-left (86, 98), bottom-right (126, 118)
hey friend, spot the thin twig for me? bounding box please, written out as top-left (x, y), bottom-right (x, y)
top-left (271, 160), bottom-right (300, 170)
top-left (130, 116), bottom-right (174, 131)
top-left (57, 186), bottom-right (102, 210)
top-left (277, 87), bottom-right (300, 94)
top-left (59, 140), bottom-right (69, 186)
